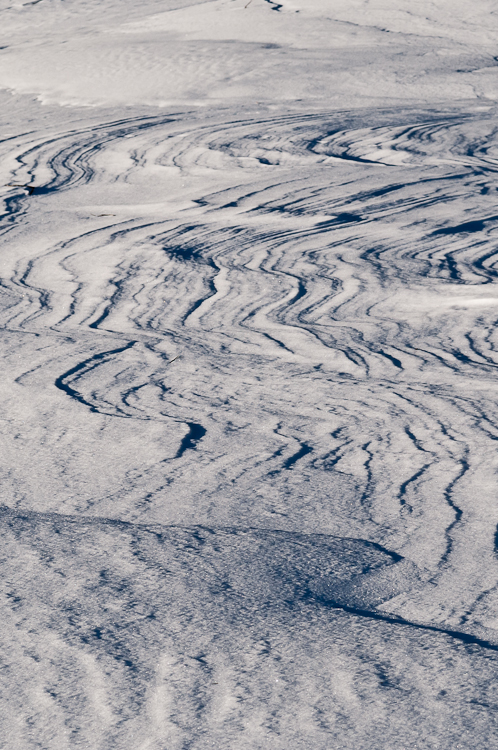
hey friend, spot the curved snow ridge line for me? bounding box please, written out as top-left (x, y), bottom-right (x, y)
top-left (310, 114), bottom-right (498, 171)
top-left (0, 108), bottom-right (330, 209)
top-left (0, 503), bottom-right (402, 556)
top-left (0, 503), bottom-right (421, 611)
top-left (75, 211), bottom-right (482, 380)
top-left (161, 109), bottom-right (498, 174)
top-left (54, 340), bottom-right (142, 417)
top-left (0, 113), bottom-right (178, 215)
top-left (1, 504), bottom-right (497, 652)
top-left (3, 107), bottom-right (495, 216)
top-left (53, 342), bottom-right (202, 446)
top-left (47, 326), bottom-right (489, 532)
top-left (322, 602), bottom-right (498, 654)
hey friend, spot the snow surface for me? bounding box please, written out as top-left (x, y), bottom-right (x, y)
top-left (1, 0), bottom-right (498, 747)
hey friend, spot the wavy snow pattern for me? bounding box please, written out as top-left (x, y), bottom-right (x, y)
top-left (3, 98), bottom-right (498, 747)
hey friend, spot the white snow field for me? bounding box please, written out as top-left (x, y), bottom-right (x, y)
top-left (1, 0), bottom-right (498, 747)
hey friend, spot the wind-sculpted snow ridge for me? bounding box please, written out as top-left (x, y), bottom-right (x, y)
top-left (2, 506), bottom-right (498, 750)
top-left (3, 101), bottom-right (498, 747)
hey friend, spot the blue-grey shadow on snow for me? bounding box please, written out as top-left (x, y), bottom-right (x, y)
top-left (2, 506), bottom-right (498, 654)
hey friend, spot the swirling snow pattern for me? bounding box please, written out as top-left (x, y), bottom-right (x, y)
top-left (2, 1), bottom-right (498, 748)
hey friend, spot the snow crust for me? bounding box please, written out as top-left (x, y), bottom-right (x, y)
top-left (1, 0), bottom-right (498, 747)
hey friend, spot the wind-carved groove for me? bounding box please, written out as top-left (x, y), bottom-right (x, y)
top-left (89, 276), bottom-right (127, 330)
top-left (263, 0), bottom-right (283, 10)
top-left (440, 444), bottom-right (468, 567)
top-left (432, 217), bottom-right (498, 236)
top-left (54, 342), bottom-right (136, 415)
top-left (319, 600), bottom-right (498, 654)
top-left (313, 438), bottom-right (353, 472)
top-left (0, 194), bottom-right (29, 237)
top-left (9, 258), bottom-right (52, 322)
top-left (289, 278), bottom-right (307, 306)
top-left (375, 348), bottom-right (403, 370)
top-left (2, 115), bottom-right (173, 229)
top-left (359, 442), bottom-right (375, 508)
top-left (342, 345), bottom-right (368, 371)
top-left (261, 331), bottom-right (294, 352)
top-left (450, 348), bottom-right (484, 368)
top-left (397, 463), bottom-right (431, 512)
top-left (464, 332), bottom-right (498, 370)
top-left (175, 423), bottom-right (206, 458)
top-left (172, 234), bottom-right (220, 324)
top-left (398, 425), bottom-right (434, 513)
top-left (282, 442), bottom-right (313, 469)
top-left (438, 252), bottom-right (461, 281)
top-left (183, 276), bottom-right (218, 323)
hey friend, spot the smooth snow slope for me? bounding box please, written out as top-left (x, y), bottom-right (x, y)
top-left (1, 0), bottom-right (498, 748)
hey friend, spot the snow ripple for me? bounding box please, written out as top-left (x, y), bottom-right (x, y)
top-left (3, 103), bottom-right (498, 746)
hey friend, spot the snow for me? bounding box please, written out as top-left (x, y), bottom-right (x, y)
top-left (1, 0), bottom-right (498, 747)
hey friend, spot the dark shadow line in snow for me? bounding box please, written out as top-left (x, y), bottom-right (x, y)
top-left (439, 252), bottom-right (461, 281)
top-left (175, 422), bottom-right (206, 458)
top-left (404, 426), bottom-right (427, 453)
top-left (261, 331), bottom-right (294, 353)
top-left (263, 0), bottom-right (283, 10)
top-left (316, 212), bottom-right (363, 228)
top-left (366, 183), bottom-right (405, 199)
top-left (359, 442), bottom-right (375, 508)
top-left (331, 151), bottom-right (391, 166)
top-left (180, 252), bottom-right (219, 323)
top-left (89, 278), bottom-right (126, 330)
top-left (312, 440), bottom-right (351, 472)
top-left (398, 462), bottom-right (431, 510)
top-left (464, 332), bottom-right (498, 369)
top-left (165, 245), bottom-right (204, 263)
top-left (450, 348), bottom-right (482, 367)
top-left (319, 600), bottom-right (498, 654)
top-left (342, 345), bottom-right (368, 372)
top-left (432, 216), bottom-right (498, 235)
top-left (9, 115), bottom-right (177, 201)
top-left (183, 280), bottom-right (217, 322)
top-left (1, 195), bottom-right (28, 231)
top-left (376, 349), bottom-right (403, 369)
top-left (306, 132), bottom-right (394, 166)
top-left (54, 341), bottom-right (136, 413)
top-left (283, 442), bottom-right (313, 469)
top-left (440, 454), bottom-right (467, 566)
top-left (289, 279), bottom-right (307, 306)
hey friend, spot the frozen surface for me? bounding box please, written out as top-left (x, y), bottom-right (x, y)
top-left (1, 0), bottom-right (498, 747)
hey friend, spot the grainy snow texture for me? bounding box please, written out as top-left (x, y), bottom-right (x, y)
top-left (1, 0), bottom-right (498, 747)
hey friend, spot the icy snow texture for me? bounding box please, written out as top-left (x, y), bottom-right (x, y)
top-left (1, 0), bottom-right (498, 748)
